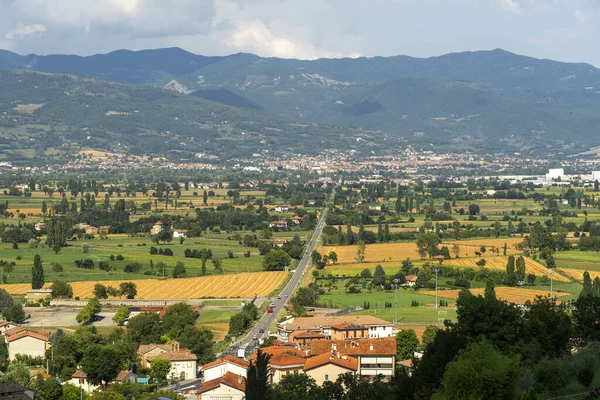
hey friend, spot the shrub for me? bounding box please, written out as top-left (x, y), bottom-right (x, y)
top-left (116, 254), bottom-right (124, 261)
top-left (124, 263), bottom-right (142, 273)
top-left (163, 248), bottom-right (173, 256)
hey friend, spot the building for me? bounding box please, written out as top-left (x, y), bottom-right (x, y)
top-left (34, 222), bottom-right (47, 232)
top-left (0, 321), bottom-right (20, 336)
top-left (268, 220), bottom-right (288, 229)
top-left (196, 371), bottom-right (246, 400)
top-left (303, 352), bottom-right (358, 385)
top-left (172, 229), bottom-right (188, 238)
top-left (138, 342), bottom-right (197, 380)
top-left (277, 315), bottom-right (393, 341)
top-left (68, 369), bottom-right (96, 393)
top-left (404, 275), bottom-right (417, 287)
top-left (251, 346), bottom-right (307, 384)
top-left (0, 381), bottom-right (34, 400)
top-left (593, 171), bottom-right (600, 181)
top-left (151, 221), bottom-right (164, 235)
top-left (6, 330), bottom-right (51, 361)
top-left (25, 289), bottom-right (53, 303)
top-left (274, 206), bottom-right (289, 213)
top-left (273, 239), bottom-right (287, 248)
top-left (310, 338), bottom-right (397, 379)
top-left (330, 322), bottom-right (368, 341)
top-left (546, 168), bottom-right (565, 181)
top-left (113, 371), bottom-right (138, 384)
top-left (200, 355), bottom-right (249, 382)
top-left (291, 216), bottom-right (303, 225)
top-left (288, 330), bottom-right (326, 346)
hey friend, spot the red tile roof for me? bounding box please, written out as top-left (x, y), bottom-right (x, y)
top-left (6, 329), bottom-right (50, 343)
top-left (200, 355), bottom-right (249, 371)
top-left (303, 352), bottom-right (358, 372)
top-left (310, 338), bottom-right (397, 356)
top-left (72, 369), bottom-right (87, 379)
top-left (114, 371), bottom-right (136, 382)
top-left (196, 372), bottom-right (246, 395)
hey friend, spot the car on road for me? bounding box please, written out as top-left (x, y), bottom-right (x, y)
top-left (252, 335), bottom-right (258, 341)
top-left (285, 294), bottom-right (288, 298)
top-left (277, 295), bottom-right (281, 299)
top-left (307, 308), bottom-right (315, 312)
top-left (259, 329), bottom-right (264, 333)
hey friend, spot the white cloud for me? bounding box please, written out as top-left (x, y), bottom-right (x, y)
top-left (5, 24), bottom-right (46, 39)
top-left (498, 0), bottom-right (524, 13)
top-left (574, 9), bottom-right (586, 22)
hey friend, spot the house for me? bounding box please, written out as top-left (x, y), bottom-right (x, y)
top-left (288, 330), bottom-right (326, 346)
top-left (0, 321), bottom-right (20, 336)
top-left (268, 220), bottom-right (288, 229)
top-left (138, 342), bottom-right (197, 380)
top-left (34, 222), bottom-right (47, 232)
top-left (25, 289), bottom-right (53, 303)
top-left (0, 381), bottom-right (34, 400)
top-left (151, 222), bottom-right (164, 235)
top-left (172, 229), bottom-right (188, 239)
top-left (6, 330), bottom-right (51, 361)
top-left (398, 359), bottom-right (415, 376)
top-left (113, 371), bottom-right (138, 384)
top-left (404, 275), bottom-right (417, 287)
top-left (291, 216), bottom-right (303, 225)
top-left (250, 346), bottom-right (307, 384)
top-left (200, 355), bottom-right (249, 382)
top-left (310, 338), bottom-right (397, 379)
top-left (68, 369), bottom-right (95, 393)
top-left (196, 371), bottom-right (246, 400)
top-left (303, 352), bottom-right (358, 385)
top-left (274, 206), bottom-right (289, 213)
top-left (277, 315), bottom-right (393, 341)
top-left (273, 239), bottom-right (287, 248)
top-left (71, 223), bottom-right (109, 236)
top-left (330, 322), bottom-right (369, 340)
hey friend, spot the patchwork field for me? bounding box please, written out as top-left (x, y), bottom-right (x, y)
top-left (0, 271), bottom-right (288, 299)
top-left (443, 256), bottom-right (568, 282)
top-left (421, 287), bottom-right (569, 304)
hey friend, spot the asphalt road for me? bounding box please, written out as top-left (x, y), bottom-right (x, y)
top-left (223, 188), bottom-right (336, 358)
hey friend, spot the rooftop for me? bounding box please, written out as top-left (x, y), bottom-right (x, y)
top-left (280, 315), bottom-right (391, 331)
top-left (310, 338), bottom-right (397, 356)
top-left (201, 355), bottom-right (250, 371)
top-left (304, 352), bottom-right (358, 372)
top-left (196, 372), bottom-right (246, 395)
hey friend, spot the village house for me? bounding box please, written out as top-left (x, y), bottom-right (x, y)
top-left (274, 205), bottom-right (289, 213)
top-left (330, 322), bottom-right (369, 340)
top-left (196, 371), bottom-right (246, 400)
top-left (68, 369), bottom-right (96, 393)
top-left (303, 351), bottom-right (358, 385)
top-left (34, 222), bottom-right (47, 232)
top-left (288, 330), bottom-right (326, 346)
top-left (151, 221), bottom-right (164, 235)
top-left (251, 346), bottom-right (307, 384)
top-left (310, 338), bottom-right (397, 379)
top-left (268, 220), bottom-right (288, 229)
top-left (6, 330), bottom-right (51, 361)
top-left (404, 275), bottom-right (417, 287)
top-left (113, 371), bottom-right (138, 384)
top-left (0, 321), bottom-right (20, 336)
top-left (291, 216), bottom-right (303, 225)
top-left (200, 355), bottom-right (249, 382)
top-left (138, 342), bottom-right (197, 380)
top-left (172, 229), bottom-right (188, 238)
top-left (277, 315), bottom-right (393, 342)
top-left (273, 239), bottom-right (287, 248)
top-left (72, 223), bottom-right (110, 235)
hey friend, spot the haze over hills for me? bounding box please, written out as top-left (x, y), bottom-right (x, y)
top-left (1, 47), bottom-right (600, 162)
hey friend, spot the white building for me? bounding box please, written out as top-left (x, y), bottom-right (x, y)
top-left (69, 369), bottom-right (96, 393)
top-left (138, 342), bottom-right (197, 380)
top-left (593, 171), bottom-right (600, 181)
top-left (546, 168), bottom-right (565, 181)
top-left (6, 330), bottom-right (50, 361)
top-left (172, 229), bottom-right (188, 238)
top-left (200, 355), bottom-right (249, 381)
top-left (196, 371), bottom-right (246, 400)
top-left (277, 315), bottom-right (393, 342)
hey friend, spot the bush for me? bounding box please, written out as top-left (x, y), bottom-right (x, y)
top-left (163, 248), bottom-right (173, 256)
top-left (124, 263), bottom-right (142, 273)
top-left (116, 254), bottom-right (124, 261)
top-left (82, 244), bottom-right (89, 253)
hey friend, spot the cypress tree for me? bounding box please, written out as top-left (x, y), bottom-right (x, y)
top-left (32, 254), bottom-right (44, 289)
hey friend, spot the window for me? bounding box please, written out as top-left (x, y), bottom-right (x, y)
top-left (325, 374), bottom-right (329, 381)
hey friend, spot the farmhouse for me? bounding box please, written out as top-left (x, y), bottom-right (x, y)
top-left (172, 229), bottom-right (188, 238)
top-left (404, 275), bottom-right (417, 287)
top-left (138, 342), bottom-right (197, 380)
top-left (6, 330), bottom-right (51, 361)
top-left (291, 216), bottom-right (303, 225)
top-left (151, 221), bottom-right (164, 235)
top-left (274, 205), bottom-right (289, 213)
top-left (72, 223), bottom-right (110, 235)
top-left (113, 371), bottom-right (138, 384)
top-left (273, 239), bottom-right (287, 247)
top-left (34, 222), bottom-right (47, 231)
top-left (268, 220), bottom-right (288, 229)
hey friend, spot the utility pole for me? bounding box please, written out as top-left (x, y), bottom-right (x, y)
top-left (518, 280), bottom-right (524, 307)
top-left (548, 269), bottom-right (554, 300)
top-left (433, 267), bottom-right (440, 309)
top-left (393, 278), bottom-right (400, 324)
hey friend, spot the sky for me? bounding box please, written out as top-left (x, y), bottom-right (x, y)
top-left (1, 0), bottom-right (600, 66)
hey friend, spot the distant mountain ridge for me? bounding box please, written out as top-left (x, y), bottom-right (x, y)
top-left (1, 47), bottom-right (600, 158)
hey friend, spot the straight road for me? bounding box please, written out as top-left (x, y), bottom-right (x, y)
top-left (223, 188), bottom-right (336, 358)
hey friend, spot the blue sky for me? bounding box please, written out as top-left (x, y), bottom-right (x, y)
top-left (1, 0), bottom-right (599, 65)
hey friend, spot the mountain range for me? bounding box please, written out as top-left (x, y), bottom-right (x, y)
top-left (1, 47), bottom-right (600, 162)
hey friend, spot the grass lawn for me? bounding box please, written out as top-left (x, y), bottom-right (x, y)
top-left (348, 307), bottom-right (457, 324)
top-left (319, 287), bottom-right (445, 309)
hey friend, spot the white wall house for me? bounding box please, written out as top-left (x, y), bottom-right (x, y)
top-left (200, 355), bottom-right (249, 382)
top-left (6, 330), bottom-right (50, 361)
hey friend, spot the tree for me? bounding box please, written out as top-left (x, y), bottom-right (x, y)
top-left (0, 288), bottom-right (14, 313)
top-left (46, 217), bottom-right (71, 253)
top-left (81, 344), bottom-right (121, 388)
top-left (452, 243), bottom-right (460, 259)
top-left (162, 303), bottom-right (198, 338)
top-left (126, 312), bottom-right (162, 344)
top-left (433, 340), bottom-right (520, 400)
top-left (416, 232), bottom-right (441, 258)
top-left (420, 325), bottom-right (441, 351)
top-left (516, 255), bottom-right (526, 282)
top-left (52, 263), bottom-right (63, 273)
top-left (93, 284), bottom-right (108, 299)
top-left (523, 297), bottom-right (572, 359)
top-left (2, 303), bottom-right (25, 323)
top-left (272, 373), bottom-right (318, 400)
top-left (506, 255), bottom-right (517, 287)
top-left (51, 281), bottom-right (73, 298)
top-left (415, 271), bottom-right (428, 289)
top-left (36, 377), bottom-right (63, 400)
top-left (32, 254), bottom-right (44, 289)
top-left (468, 204), bottom-right (480, 216)
top-left (212, 257), bottom-right (223, 274)
top-left (203, 190), bottom-right (208, 205)
top-left (356, 240), bottom-right (366, 263)
top-left (178, 325), bottom-right (215, 365)
top-left (263, 250), bottom-right (291, 271)
top-left (246, 349), bottom-right (272, 400)
top-left (373, 265), bottom-right (386, 285)
top-left (76, 298), bottom-right (102, 324)
top-left (119, 282), bottom-right (137, 299)
top-left (582, 271), bottom-right (593, 297)
top-left (396, 329), bottom-right (419, 360)
top-left (113, 306), bottom-right (131, 325)
top-left (0, 361), bottom-right (30, 387)
top-left (150, 358), bottom-right (172, 383)
top-left (172, 261), bottom-right (186, 278)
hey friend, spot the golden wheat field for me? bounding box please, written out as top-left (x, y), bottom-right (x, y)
top-left (0, 272), bottom-right (288, 299)
top-left (557, 269), bottom-right (600, 281)
top-left (421, 287), bottom-right (568, 303)
top-left (322, 238), bottom-right (524, 264)
top-left (443, 256), bottom-right (568, 282)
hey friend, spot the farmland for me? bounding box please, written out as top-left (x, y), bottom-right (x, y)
top-left (0, 271), bottom-right (289, 299)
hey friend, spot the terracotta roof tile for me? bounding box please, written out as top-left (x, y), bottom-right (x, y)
top-left (201, 355), bottom-right (249, 371)
top-left (310, 338), bottom-right (396, 356)
top-left (114, 371), bottom-right (135, 382)
top-left (269, 353), bottom-right (306, 367)
top-left (280, 315), bottom-right (391, 332)
top-left (72, 369), bottom-right (87, 379)
top-left (148, 351), bottom-right (196, 362)
top-left (6, 329), bottom-right (50, 343)
top-left (196, 372), bottom-right (246, 395)
top-left (303, 352), bottom-right (358, 372)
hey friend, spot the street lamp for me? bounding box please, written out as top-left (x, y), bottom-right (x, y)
top-left (548, 269), bottom-right (554, 300)
top-left (517, 280), bottom-right (524, 307)
top-left (393, 278), bottom-right (400, 324)
top-left (432, 268), bottom-right (440, 309)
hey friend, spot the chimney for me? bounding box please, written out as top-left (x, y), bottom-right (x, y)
top-left (237, 374), bottom-right (242, 384)
top-left (369, 344), bottom-right (374, 351)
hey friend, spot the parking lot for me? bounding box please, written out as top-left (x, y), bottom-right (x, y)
top-left (25, 307), bottom-right (118, 327)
